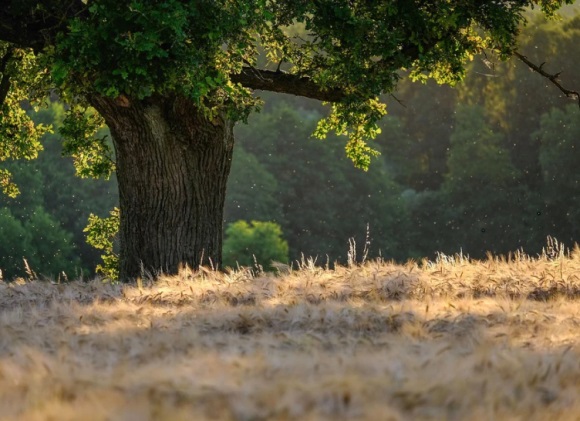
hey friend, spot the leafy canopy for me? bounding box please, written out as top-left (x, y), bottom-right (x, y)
top-left (0, 45), bottom-right (51, 196)
top-left (0, 0), bottom-right (575, 177)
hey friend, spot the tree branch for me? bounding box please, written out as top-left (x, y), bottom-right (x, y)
top-left (514, 51), bottom-right (580, 108)
top-left (0, 47), bottom-right (14, 108)
top-left (230, 67), bottom-right (345, 103)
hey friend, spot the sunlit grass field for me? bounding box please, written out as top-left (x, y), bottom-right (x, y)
top-left (2, 242), bottom-right (580, 420)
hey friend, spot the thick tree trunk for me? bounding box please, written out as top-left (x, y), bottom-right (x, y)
top-left (89, 94), bottom-right (234, 280)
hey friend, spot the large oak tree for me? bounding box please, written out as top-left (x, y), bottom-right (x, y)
top-left (0, 0), bottom-right (577, 280)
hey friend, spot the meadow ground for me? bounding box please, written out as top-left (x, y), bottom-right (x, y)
top-left (2, 246), bottom-right (580, 420)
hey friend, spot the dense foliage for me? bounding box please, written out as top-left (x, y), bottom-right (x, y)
top-left (1, 0), bottom-right (575, 174)
top-left (0, 102), bottom-right (117, 279)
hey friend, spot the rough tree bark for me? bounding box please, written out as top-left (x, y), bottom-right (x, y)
top-left (89, 94), bottom-right (234, 280)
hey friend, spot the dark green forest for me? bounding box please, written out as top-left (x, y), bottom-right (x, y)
top-left (1, 14), bottom-right (579, 279)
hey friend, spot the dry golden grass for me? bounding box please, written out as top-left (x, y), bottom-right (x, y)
top-left (2, 248), bottom-right (580, 420)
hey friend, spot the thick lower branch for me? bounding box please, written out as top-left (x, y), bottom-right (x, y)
top-left (230, 67), bottom-right (345, 102)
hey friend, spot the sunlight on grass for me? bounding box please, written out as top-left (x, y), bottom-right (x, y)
top-left (2, 246), bottom-right (580, 420)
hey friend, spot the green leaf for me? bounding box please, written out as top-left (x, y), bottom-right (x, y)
top-left (84, 207), bottom-right (120, 281)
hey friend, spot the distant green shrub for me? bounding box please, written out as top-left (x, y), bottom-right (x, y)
top-left (223, 220), bottom-right (289, 269)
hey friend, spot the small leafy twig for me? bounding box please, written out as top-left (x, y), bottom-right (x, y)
top-left (514, 51), bottom-right (580, 108)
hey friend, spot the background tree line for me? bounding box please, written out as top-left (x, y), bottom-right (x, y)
top-left (0, 13), bottom-right (579, 278)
